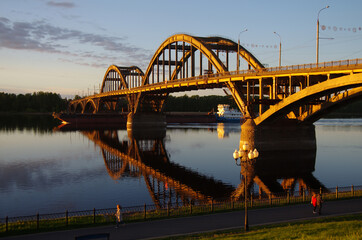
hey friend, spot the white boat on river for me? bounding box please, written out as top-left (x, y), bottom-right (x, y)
top-left (216, 104), bottom-right (242, 123)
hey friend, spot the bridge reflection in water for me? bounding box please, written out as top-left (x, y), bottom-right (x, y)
top-left (233, 123), bottom-right (328, 201)
top-left (82, 127), bottom-right (234, 209)
top-left (74, 123), bottom-right (329, 207)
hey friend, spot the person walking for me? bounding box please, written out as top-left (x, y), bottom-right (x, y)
top-left (316, 193), bottom-right (323, 215)
top-left (311, 193), bottom-right (317, 214)
top-left (115, 204), bottom-right (124, 228)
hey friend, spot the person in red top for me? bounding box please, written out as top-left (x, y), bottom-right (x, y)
top-left (311, 193), bottom-right (317, 214)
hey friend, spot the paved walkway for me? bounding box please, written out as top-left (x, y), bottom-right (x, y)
top-left (3, 198), bottom-right (362, 240)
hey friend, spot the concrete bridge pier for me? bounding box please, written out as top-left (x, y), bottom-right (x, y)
top-left (240, 119), bottom-right (257, 150)
top-left (127, 112), bottom-right (166, 130)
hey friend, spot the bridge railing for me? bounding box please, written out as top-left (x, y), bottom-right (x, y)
top-left (136, 58), bottom-right (362, 89)
top-left (1, 184), bottom-right (361, 235)
top-left (265, 58), bottom-right (362, 73)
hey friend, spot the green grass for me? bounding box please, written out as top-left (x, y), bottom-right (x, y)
top-left (0, 215), bottom-right (112, 238)
top-left (157, 214), bottom-right (362, 240)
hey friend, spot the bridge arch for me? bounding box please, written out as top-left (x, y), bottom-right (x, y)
top-left (100, 65), bottom-right (144, 113)
top-left (255, 73), bottom-right (362, 125)
top-left (134, 34), bottom-right (264, 114)
top-left (72, 101), bottom-right (84, 113)
top-left (100, 65), bottom-right (144, 93)
top-left (142, 34), bottom-right (264, 86)
top-left (102, 149), bottom-right (130, 180)
top-left (301, 86), bottom-right (362, 124)
top-left (83, 99), bottom-right (97, 113)
top-left (76, 102), bottom-right (84, 113)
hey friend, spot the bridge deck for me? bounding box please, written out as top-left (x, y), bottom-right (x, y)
top-left (85, 59), bottom-right (362, 98)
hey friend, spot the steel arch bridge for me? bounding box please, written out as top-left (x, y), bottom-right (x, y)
top-left (69, 34), bottom-right (362, 126)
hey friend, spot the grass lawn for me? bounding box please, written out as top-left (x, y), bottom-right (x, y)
top-left (159, 214), bottom-right (362, 240)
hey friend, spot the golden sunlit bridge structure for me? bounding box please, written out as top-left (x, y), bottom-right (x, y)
top-left (68, 34), bottom-right (362, 127)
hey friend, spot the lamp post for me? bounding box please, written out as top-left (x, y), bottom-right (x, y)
top-left (316, 6), bottom-right (329, 66)
top-left (233, 141), bottom-right (259, 232)
top-left (237, 29), bottom-right (248, 72)
top-left (273, 32), bottom-right (282, 68)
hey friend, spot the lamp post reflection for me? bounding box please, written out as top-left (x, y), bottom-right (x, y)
top-left (233, 142), bottom-right (259, 232)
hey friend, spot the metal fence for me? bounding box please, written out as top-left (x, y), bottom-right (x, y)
top-left (1, 184), bottom-right (361, 234)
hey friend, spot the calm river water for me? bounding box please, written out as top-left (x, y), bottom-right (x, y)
top-left (1, 116), bottom-right (362, 217)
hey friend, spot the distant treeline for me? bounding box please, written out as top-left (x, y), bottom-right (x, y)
top-left (1, 91), bottom-right (361, 117)
top-left (0, 92), bottom-right (68, 112)
top-left (0, 92), bottom-right (234, 113)
top-left (164, 95), bottom-right (236, 112)
top-left (163, 95), bottom-right (362, 117)
top-left (325, 99), bottom-right (362, 118)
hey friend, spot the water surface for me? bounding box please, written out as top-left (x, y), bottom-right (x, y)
top-left (1, 116), bottom-right (361, 217)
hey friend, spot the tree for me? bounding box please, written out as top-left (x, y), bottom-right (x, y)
top-left (0, 92), bottom-right (68, 113)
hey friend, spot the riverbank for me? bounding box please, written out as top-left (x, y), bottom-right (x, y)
top-left (1, 198), bottom-right (361, 240)
top-left (53, 112), bottom-right (217, 125)
top-left (51, 111), bottom-right (362, 128)
top-left (2, 111), bottom-right (362, 119)
top-left (0, 112), bottom-right (54, 116)
top-left (1, 185), bottom-right (361, 238)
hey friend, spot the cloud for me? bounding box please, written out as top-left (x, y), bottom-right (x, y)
top-left (47, 1), bottom-right (75, 8)
top-left (0, 18), bottom-right (58, 52)
top-left (0, 17), bottom-right (151, 68)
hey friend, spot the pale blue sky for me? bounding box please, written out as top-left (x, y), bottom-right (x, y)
top-left (1, 0), bottom-right (362, 97)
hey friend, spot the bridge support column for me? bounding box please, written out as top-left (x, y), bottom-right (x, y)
top-left (240, 119), bottom-right (257, 150)
top-left (272, 77), bottom-right (276, 100)
top-left (127, 112), bottom-right (166, 130)
top-left (259, 78), bottom-right (263, 116)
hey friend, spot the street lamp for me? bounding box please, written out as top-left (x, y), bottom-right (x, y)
top-left (273, 32), bottom-right (282, 68)
top-left (233, 141), bottom-right (259, 231)
top-left (316, 6), bottom-right (329, 66)
top-left (237, 29), bottom-right (248, 72)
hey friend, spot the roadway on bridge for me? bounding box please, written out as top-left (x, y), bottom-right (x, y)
top-left (3, 198), bottom-right (362, 240)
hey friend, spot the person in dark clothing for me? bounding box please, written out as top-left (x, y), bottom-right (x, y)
top-left (115, 204), bottom-right (124, 228)
top-left (316, 193), bottom-right (323, 215)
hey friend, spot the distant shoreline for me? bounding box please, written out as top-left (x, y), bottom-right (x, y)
top-left (0, 112), bottom-right (53, 115)
top-left (1, 111), bottom-right (362, 119)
